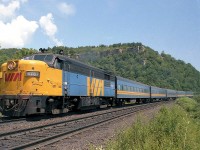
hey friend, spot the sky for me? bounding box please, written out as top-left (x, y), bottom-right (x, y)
top-left (0, 0), bottom-right (200, 71)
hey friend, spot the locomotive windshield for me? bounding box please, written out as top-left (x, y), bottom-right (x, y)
top-left (23, 54), bottom-right (55, 66)
top-left (34, 54), bottom-right (54, 62)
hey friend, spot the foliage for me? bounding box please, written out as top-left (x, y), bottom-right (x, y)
top-left (193, 95), bottom-right (200, 103)
top-left (0, 48), bottom-right (37, 64)
top-left (104, 98), bottom-right (200, 150)
top-left (90, 47), bottom-right (200, 92)
top-left (176, 97), bottom-right (197, 112)
top-left (177, 96), bottom-right (200, 120)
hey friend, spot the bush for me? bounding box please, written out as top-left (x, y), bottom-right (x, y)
top-left (176, 97), bottom-right (197, 112)
top-left (193, 95), bottom-right (200, 103)
top-left (176, 97), bottom-right (200, 120)
top-left (104, 98), bottom-right (200, 150)
top-left (106, 106), bottom-right (200, 150)
top-left (147, 107), bottom-right (199, 150)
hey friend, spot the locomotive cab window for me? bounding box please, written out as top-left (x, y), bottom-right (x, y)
top-left (33, 54), bottom-right (54, 63)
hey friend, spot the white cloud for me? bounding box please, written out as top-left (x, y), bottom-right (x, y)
top-left (39, 13), bottom-right (57, 37)
top-left (58, 2), bottom-right (75, 15)
top-left (39, 13), bottom-right (63, 46)
top-left (0, 15), bottom-right (38, 48)
top-left (0, 0), bottom-right (29, 21)
top-left (0, 0), bottom-right (20, 21)
top-left (0, 0), bottom-right (64, 48)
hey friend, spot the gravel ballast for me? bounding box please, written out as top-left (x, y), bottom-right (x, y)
top-left (40, 102), bottom-right (174, 150)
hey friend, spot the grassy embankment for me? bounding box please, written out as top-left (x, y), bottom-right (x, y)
top-left (93, 96), bottom-right (200, 150)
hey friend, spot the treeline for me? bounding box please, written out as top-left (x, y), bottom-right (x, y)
top-left (0, 42), bottom-right (200, 92)
top-left (0, 48), bottom-right (37, 65)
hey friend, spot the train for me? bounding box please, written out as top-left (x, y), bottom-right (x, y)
top-left (0, 50), bottom-right (193, 117)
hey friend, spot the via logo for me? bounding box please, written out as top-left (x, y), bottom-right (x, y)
top-left (87, 77), bottom-right (104, 96)
top-left (5, 72), bottom-right (22, 82)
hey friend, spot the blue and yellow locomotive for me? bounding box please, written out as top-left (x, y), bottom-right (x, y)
top-left (0, 52), bottom-right (115, 116)
top-left (0, 50), bottom-right (193, 117)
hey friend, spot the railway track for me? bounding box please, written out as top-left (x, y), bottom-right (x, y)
top-left (0, 117), bottom-right (26, 125)
top-left (0, 101), bottom-right (171, 150)
top-left (0, 112), bottom-right (76, 126)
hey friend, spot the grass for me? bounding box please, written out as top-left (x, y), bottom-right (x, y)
top-left (93, 97), bottom-right (200, 150)
top-left (177, 96), bottom-right (200, 120)
top-left (176, 97), bottom-right (197, 112)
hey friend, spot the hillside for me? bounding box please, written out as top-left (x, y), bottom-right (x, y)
top-left (0, 42), bottom-right (200, 92)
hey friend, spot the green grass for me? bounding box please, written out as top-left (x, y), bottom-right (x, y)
top-left (176, 96), bottom-right (200, 120)
top-left (176, 97), bottom-right (197, 112)
top-left (93, 97), bottom-right (200, 150)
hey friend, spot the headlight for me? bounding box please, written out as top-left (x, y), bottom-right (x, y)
top-left (7, 61), bottom-right (17, 70)
top-left (26, 71), bottom-right (40, 77)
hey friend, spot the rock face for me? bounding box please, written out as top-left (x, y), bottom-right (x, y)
top-left (74, 45), bottom-right (145, 62)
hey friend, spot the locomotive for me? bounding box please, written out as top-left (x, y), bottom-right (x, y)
top-left (0, 50), bottom-right (193, 117)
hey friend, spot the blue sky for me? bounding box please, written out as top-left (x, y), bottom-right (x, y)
top-left (0, 0), bottom-right (200, 71)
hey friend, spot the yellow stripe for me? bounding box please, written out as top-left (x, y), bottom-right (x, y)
top-left (117, 90), bottom-right (150, 96)
top-left (151, 94), bottom-right (166, 97)
top-left (177, 95), bottom-right (186, 97)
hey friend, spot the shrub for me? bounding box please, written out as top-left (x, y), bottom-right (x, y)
top-left (176, 97), bottom-right (200, 120)
top-left (176, 97), bottom-right (197, 112)
top-left (147, 107), bottom-right (199, 150)
top-left (106, 106), bottom-right (200, 150)
top-left (105, 98), bottom-right (200, 150)
top-left (193, 95), bottom-right (200, 103)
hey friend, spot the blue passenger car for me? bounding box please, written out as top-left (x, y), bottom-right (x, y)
top-left (185, 91), bottom-right (193, 98)
top-left (116, 76), bottom-right (150, 104)
top-left (150, 86), bottom-right (167, 100)
top-left (177, 91), bottom-right (186, 97)
top-left (166, 89), bottom-right (177, 100)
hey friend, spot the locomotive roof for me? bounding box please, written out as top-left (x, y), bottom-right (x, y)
top-left (30, 53), bottom-right (114, 76)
